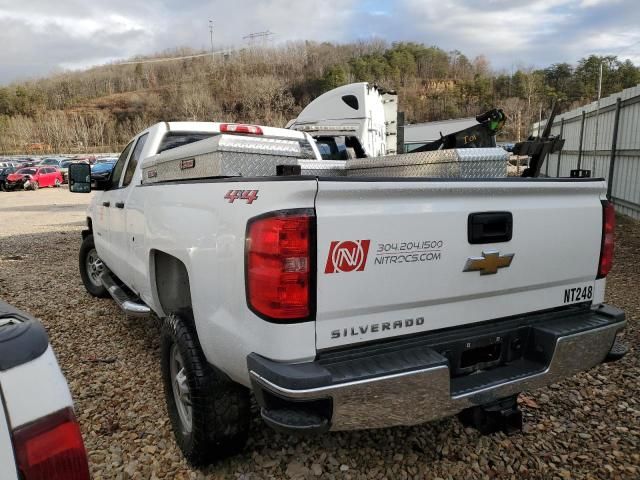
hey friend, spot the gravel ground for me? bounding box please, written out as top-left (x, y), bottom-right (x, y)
top-left (0, 188), bottom-right (638, 480)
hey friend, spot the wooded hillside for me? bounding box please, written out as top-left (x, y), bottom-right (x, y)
top-left (0, 41), bottom-right (638, 154)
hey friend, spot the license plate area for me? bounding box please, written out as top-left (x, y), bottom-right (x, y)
top-left (460, 343), bottom-right (502, 369)
top-left (435, 327), bottom-right (530, 377)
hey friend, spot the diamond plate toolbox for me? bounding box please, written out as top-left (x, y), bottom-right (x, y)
top-left (142, 134), bottom-right (312, 183)
top-left (298, 159), bottom-right (346, 176)
top-left (346, 148), bottom-right (508, 178)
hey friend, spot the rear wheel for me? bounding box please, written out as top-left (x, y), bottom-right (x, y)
top-left (54, 178), bottom-right (61, 187)
top-left (161, 313), bottom-right (250, 465)
top-left (79, 234), bottom-right (109, 298)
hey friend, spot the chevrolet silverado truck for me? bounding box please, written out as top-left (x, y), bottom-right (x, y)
top-left (0, 301), bottom-right (90, 480)
top-left (68, 120), bottom-right (626, 466)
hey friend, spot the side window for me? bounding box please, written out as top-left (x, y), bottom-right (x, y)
top-left (110, 141), bottom-right (134, 189)
top-left (123, 133), bottom-right (149, 187)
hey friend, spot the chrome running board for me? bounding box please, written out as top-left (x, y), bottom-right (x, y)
top-left (100, 272), bottom-right (151, 318)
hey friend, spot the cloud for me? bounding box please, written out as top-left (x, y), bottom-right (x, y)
top-left (359, 0), bottom-right (640, 69)
top-left (400, 0), bottom-right (569, 54)
top-left (0, 0), bottom-right (363, 83)
top-left (0, 0), bottom-right (637, 84)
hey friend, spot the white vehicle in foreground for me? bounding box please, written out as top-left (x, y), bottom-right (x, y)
top-left (0, 301), bottom-right (90, 480)
top-left (69, 120), bottom-right (626, 466)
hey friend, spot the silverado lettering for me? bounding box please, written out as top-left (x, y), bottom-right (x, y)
top-left (331, 317), bottom-right (425, 339)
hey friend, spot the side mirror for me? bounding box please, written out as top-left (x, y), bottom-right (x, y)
top-left (68, 163), bottom-right (91, 193)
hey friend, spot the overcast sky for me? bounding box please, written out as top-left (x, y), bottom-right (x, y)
top-left (0, 0), bottom-right (638, 85)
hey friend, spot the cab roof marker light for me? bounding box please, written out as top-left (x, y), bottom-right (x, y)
top-left (220, 123), bottom-right (263, 135)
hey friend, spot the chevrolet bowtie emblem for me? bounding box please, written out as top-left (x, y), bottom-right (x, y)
top-left (463, 250), bottom-right (514, 275)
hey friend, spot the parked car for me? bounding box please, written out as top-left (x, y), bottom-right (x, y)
top-left (71, 155), bottom-right (97, 165)
top-left (14, 158), bottom-right (38, 167)
top-left (4, 167), bottom-right (63, 191)
top-left (38, 157), bottom-right (67, 169)
top-left (59, 160), bottom-right (75, 183)
top-left (90, 159), bottom-right (116, 182)
top-left (95, 156), bottom-right (119, 164)
top-left (0, 166), bottom-right (17, 190)
top-left (0, 300), bottom-right (90, 480)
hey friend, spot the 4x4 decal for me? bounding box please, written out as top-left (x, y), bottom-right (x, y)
top-left (224, 190), bottom-right (259, 204)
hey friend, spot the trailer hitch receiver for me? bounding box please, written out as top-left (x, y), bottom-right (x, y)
top-left (458, 395), bottom-right (523, 435)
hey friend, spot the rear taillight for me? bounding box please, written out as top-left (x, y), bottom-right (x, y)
top-left (597, 200), bottom-right (615, 278)
top-left (246, 209), bottom-right (315, 321)
top-left (220, 123), bottom-right (263, 135)
top-left (13, 408), bottom-right (90, 480)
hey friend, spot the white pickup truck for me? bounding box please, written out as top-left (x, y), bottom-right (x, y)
top-left (69, 121), bottom-right (626, 466)
top-left (0, 301), bottom-right (90, 480)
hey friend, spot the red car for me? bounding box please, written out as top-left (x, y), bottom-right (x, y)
top-left (4, 167), bottom-right (63, 191)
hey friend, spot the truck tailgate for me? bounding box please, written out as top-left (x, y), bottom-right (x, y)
top-left (314, 179), bottom-right (606, 349)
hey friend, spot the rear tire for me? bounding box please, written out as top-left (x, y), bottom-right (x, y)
top-left (55, 178), bottom-right (61, 187)
top-left (161, 313), bottom-right (250, 466)
top-left (79, 234), bottom-right (109, 298)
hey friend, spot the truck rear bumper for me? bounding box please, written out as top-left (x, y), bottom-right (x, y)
top-left (248, 304), bottom-right (625, 432)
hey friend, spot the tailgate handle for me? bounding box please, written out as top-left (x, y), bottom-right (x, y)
top-left (468, 212), bottom-right (512, 244)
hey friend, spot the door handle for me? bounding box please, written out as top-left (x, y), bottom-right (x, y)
top-left (102, 201), bottom-right (110, 207)
top-left (115, 202), bottom-right (125, 209)
top-left (468, 211), bottom-right (513, 244)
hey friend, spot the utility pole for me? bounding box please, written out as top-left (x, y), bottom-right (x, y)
top-left (537, 105), bottom-right (542, 136)
top-left (209, 20), bottom-right (214, 61)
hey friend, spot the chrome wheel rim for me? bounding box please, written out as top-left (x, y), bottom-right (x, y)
top-left (86, 248), bottom-right (104, 287)
top-left (170, 344), bottom-right (193, 434)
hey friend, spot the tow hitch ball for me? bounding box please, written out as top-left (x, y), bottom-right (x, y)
top-left (458, 395), bottom-right (522, 435)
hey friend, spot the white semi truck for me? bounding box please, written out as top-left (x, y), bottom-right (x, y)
top-left (68, 120), bottom-right (626, 467)
top-left (287, 82), bottom-right (398, 158)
